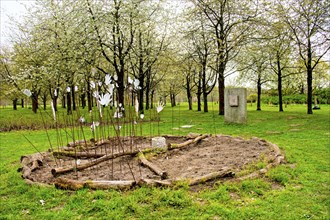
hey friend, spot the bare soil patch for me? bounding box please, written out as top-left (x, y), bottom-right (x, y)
top-left (19, 134), bottom-right (283, 190)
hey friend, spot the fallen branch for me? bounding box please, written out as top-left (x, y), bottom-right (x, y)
top-left (85, 180), bottom-right (135, 190)
top-left (54, 178), bottom-right (135, 190)
top-left (168, 134), bottom-right (209, 149)
top-left (187, 167), bottom-right (235, 186)
top-left (51, 150), bottom-right (139, 176)
top-left (54, 178), bottom-right (85, 190)
top-left (137, 178), bottom-right (172, 187)
top-left (53, 151), bottom-right (105, 158)
top-left (138, 152), bottom-right (168, 179)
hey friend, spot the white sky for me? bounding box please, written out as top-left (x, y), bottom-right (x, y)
top-left (0, 0), bottom-right (35, 48)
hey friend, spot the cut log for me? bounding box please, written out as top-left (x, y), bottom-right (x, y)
top-left (138, 152), bottom-right (168, 179)
top-left (51, 150), bottom-right (139, 176)
top-left (54, 178), bottom-right (85, 190)
top-left (54, 178), bottom-right (135, 190)
top-left (85, 180), bottom-right (135, 190)
top-left (53, 151), bottom-right (105, 158)
top-left (19, 153), bottom-right (45, 179)
top-left (67, 140), bottom-right (88, 147)
top-left (137, 178), bottom-right (172, 187)
top-left (168, 134), bottom-right (209, 149)
top-left (187, 167), bottom-right (234, 186)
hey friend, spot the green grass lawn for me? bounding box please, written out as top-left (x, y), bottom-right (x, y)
top-left (0, 103), bottom-right (329, 219)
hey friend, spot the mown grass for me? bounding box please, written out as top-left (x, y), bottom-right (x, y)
top-left (0, 103), bottom-right (329, 219)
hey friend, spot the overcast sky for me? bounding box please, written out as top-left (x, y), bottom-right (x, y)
top-left (0, 0), bottom-right (35, 48)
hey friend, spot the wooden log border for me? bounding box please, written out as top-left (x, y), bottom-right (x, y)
top-left (20, 135), bottom-right (285, 190)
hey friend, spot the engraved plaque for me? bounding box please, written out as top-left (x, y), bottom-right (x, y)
top-left (229, 95), bottom-right (239, 107)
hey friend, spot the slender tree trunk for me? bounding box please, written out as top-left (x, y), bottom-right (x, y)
top-left (186, 86), bottom-right (192, 110)
top-left (62, 94), bottom-right (66, 108)
top-left (170, 93), bottom-right (176, 107)
top-left (81, 93), bottom-right (86, 109)
top-left (257, 77), bottom-right (262, 111)
top-left (43, 93), bottom-right (47, 110)
top-left (277, 56), bottom-right (283, 112)
top-left (197, 72), bottom-right (202, 111)
top-left (145, 81), bottom-right (150, 110)
top-left (218, 74), bottom-right (225, 115)
top-left (32, 93), bottom-right (38, 114)
top-left (67, 92), bottom-right (72, 115)
top-left (53, 88), bottom-right (59, 111)
top-left (72, 86), bottom-right (76, 111)
top-left (21, 99), bottom-right (24, 108)
top-left (150, 90), bottom-right (154, 109)
top-left (307, 38), bottom-right (313, 114)
top-left (13, 98), bottom-right (18, 110)
top-left (138, 75), bottom-right (145, 114)
top-left (202, 67), bottom-right (208, 112)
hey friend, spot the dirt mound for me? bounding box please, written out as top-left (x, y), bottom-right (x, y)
top-left (19, 134), bottom-right (284, 190)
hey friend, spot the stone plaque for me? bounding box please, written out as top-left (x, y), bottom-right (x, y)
top-left (224, 88), bottom-right (247, 124)
top-left (229, 95), bottom-right (239, 107)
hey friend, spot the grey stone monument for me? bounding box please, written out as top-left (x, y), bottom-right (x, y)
top-left (224, 88), bottom-right (247, 124)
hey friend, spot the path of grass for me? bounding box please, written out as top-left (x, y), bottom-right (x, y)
top-left (0, 104), bottom-right (329, 219)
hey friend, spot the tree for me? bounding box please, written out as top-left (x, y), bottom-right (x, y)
top-left (237, 43), bottom-right (272, 110)
top-left (192, 0), bottom-right (259, 115)
top-left (280, 0), bottom-right (330, 114)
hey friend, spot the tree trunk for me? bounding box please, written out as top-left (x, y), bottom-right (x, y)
top-left (62, 94), bottom-right (66, 108)
top-left (197, 74), bottom-right (202, 111)
top-left (278, 73), bottom-right (283, 112)
top-left (21, 99), bottom-right (24, 108)
top-left (277, 55), bottom-right (283, 112)
top-left (187, 85), bottom-right (192, 110)
top-left (13, 98), bottom-right (18, 110)
top-left (67, 92), bottom-right (72, 115)
top-left (81, 93), bottom-right (86, 109)
top-left (307, 38), bottom-right (313, 114)
top-left (138, 74), bottom-right (145, 114)
top-left (170, 93), bottom-right (176, 107)
top-left (145, 75), bottom-right (150, 110)
top-left (53, 88), bottom-right (58, 111)
top-left (218, 74), bottom-right (225, 115)
top-left (72, 86), bottom-right (76, 111)
top-left (31, 93), bottom-right (38, 113)
top-left (150, 90), bottom-right (154, 109)
top-left (203, 92), bottom-right (208, 112)
top-left (257, 77), bottom-right (262, 111)
top-left (43, 93), bottom-right (47, 110)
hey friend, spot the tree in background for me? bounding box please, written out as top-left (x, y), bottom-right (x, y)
top-left (280, 0), bottom-right (330, 114)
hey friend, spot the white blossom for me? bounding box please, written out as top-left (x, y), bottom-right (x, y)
top-left (128, 76), bottom-right (133, 84)
top-left (99, 93), bottom-right (111, 106)
top-left (78, 116), bottom-right (85, 123)
top-left (133, 79), bottom-right (140, 90)
top-left (98, 81), bottom-right (102, 87)
top-left (22, 89), bottom-right (32, 97)
top-left (107, 84), bottom-right (115, 95)
top-left (113, 111), bottom-right (123, 118)
top-left (93, 91), bottom-right (99, 99)
top-left (113, 75), bottom-right (118, 81)
top-left (140, 114), bottom-right (144, 119)
top-left (90, 81), bottom-right (96, 89)
top-left (105, 74), bottom-right (111, 85)
top-left (66, 87), bottom-right (71, 93)
top-left (156, 101), bottom-right (165, 113)
top-left (91, 121), bottom-right (100, 131)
